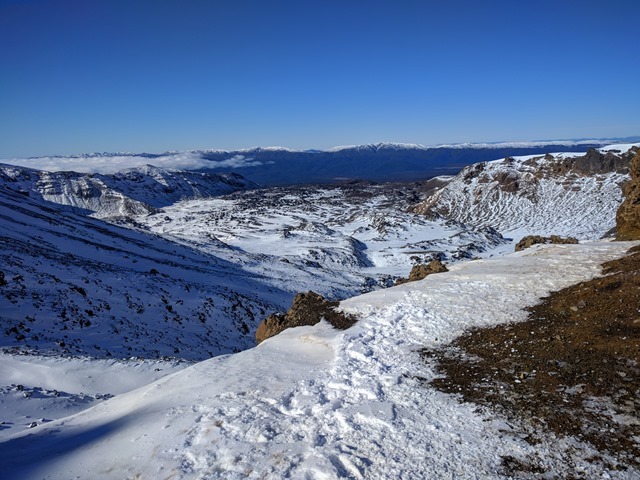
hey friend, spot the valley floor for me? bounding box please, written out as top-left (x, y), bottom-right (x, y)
top-left (1, 240), bottom-right (638, 479)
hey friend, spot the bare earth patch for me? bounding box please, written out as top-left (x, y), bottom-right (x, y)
top-left (423, 245), bottom-right (640, 474)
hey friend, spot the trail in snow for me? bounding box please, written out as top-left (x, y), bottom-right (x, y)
top-left (2, 241), bottom-right (637, 479)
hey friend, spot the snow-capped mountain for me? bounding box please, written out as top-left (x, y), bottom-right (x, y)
top-left (413, 146), bottom-right (638, 240)
top-left (0, 164), bottom-right (256, 218)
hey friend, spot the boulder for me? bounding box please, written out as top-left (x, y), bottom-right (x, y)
top-left (515, 235), bottom-right (578, 252)
top-left (616, 150), bottom-right (640, 241)
top-left (255, 291), bottom-right (357, 344)
top-left (396, 260), bottom-right (448, 285)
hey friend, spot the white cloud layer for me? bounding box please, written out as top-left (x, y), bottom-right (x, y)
top-left (0, 153), bottom-right (267, 174)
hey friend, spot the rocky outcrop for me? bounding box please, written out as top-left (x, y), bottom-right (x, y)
top-left (616, 150), bottom-right (640, 240)
top-left (515, 235), bottom-right (578, 252)
top-left (255, 291), bottom-right (357, 344)
top-left (395, 260), bottom-right (448, 285)
top-left (411, 147), bottom-right (635, 241)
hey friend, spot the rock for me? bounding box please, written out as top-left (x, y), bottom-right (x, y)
top-left (255, 291), bottom-right (357, 344)
top-left (515, 235), bottom-right (578, 252)
top-left (396, 260), bottom-right (448, 285)
top-left (616, 150), bottom-right (640, 240)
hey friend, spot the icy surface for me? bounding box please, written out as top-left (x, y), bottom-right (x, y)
top-left (1, 241), bottom-right (637, 479)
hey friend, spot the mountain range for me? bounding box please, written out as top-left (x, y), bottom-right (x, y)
top-left (6, 137), bottom-right (640, 185)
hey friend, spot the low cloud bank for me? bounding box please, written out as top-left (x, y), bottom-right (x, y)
top-left (0, 153), bottom-right (267, 174)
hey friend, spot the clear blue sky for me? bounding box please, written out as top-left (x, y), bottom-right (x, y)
top-left (1, 0), bottom-right (639, 157)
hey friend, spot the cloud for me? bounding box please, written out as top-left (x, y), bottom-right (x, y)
top-left (0, 153), bottom-right (270, 174)
top-left (207, 155), bottom-right (270, 169)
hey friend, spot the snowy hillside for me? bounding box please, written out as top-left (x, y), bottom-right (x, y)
top-left (0, 185), bottom-right (288, 359)
top-left (2, 241), bottom-right (637, 479)
top-left (0, 163), bottom-right (256, 218)
top-left (0, 175), bottom-right (515, 362)
top-left (414, 145), bottom-right (638, 240)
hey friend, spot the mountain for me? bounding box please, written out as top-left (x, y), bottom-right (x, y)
top-left (0, 164), bottom-right (257, 218)
top-left (2, 142), bottom-right (640, 478)
top-left (5, 138), bottom-right (639, 186)
top-left (413, 145), bottom-right (638, 240)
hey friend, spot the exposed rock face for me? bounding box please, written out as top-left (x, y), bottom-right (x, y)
top-left (616, 150), bottom-right (640, 240)
top-left (515, 235), bottom-right (578, 252)
top-left (395, 260), bottom-right (448, 285)
top-left (255, 291), bottom-right (357, 344)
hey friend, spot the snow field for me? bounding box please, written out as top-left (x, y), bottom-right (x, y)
top-left (2, 241), bottom-right (637, 479)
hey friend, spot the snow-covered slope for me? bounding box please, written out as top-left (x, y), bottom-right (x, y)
top-left (2, 241), bottom-right (636, 479)
top-left (0, 178), bottom-right (514, 361)
top-left (0, 186), bottom-right (288, 359)
top-left (135, 184), bottom-right (508, 285)
top-left (0, 353), bottom-right (187, 439)
top-left (0, 163), bottom-right (256, 218)
top-left (414, 145), bottom-right (638, 240)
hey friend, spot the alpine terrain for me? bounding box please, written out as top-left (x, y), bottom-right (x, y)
top-left (0, 142), bottom-right (638, 479)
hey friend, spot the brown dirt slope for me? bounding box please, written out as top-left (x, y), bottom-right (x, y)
top-left (423, 245), bottom-right (640, 471)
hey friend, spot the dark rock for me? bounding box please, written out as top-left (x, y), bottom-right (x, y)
top-left (396, 260), bottom-right (448, 285)
top-left (493, 171), bottom-right (519, 193)
top-left (515, 235), bottom-right (578, 252)
top-left (255, 291), bottom-right (357, 344)
top-left (573, 148), bottom-right (630, 174)
top-left (616, 150), bottom-right (640, 241)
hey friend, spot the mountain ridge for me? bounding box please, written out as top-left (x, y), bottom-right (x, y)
top-left (5, 138), bottom-right (640, 186)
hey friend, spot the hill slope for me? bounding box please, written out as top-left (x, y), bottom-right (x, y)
top-left (1, 242), bottom-right (636, 479)
top-left (0, 163), bottom-right (256, 218)
top-left (0, 186), bottom-right (287, 359)
top-left (413, 146), bottom-right (637, 239)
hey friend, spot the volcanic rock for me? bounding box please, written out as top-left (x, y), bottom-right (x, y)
top-left (395, 260), bottom-right (448, 285)
top-left (256, 291), bottom-right (357, 344)
top-left (514, 235), bottom-right (578, 252)
top-left (616, 150), bottom-right (640, 240)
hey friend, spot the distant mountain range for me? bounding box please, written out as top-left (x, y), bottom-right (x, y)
top-left (5, 137), bottom-right (639, 185)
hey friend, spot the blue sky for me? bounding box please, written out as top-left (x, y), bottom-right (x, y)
top-left (1, 0), bottom-right (639, 157)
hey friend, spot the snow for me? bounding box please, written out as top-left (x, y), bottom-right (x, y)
top-left (136, 185), bottom-right (508, 292)
top-left (0, 354), bottom-right (187, 439)
top-left (1, 141), bottom-right (638, 478)
top-left (418, 144), bottom-right (637, 241)
top-left (2, 241), bottom-right (637, 479)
